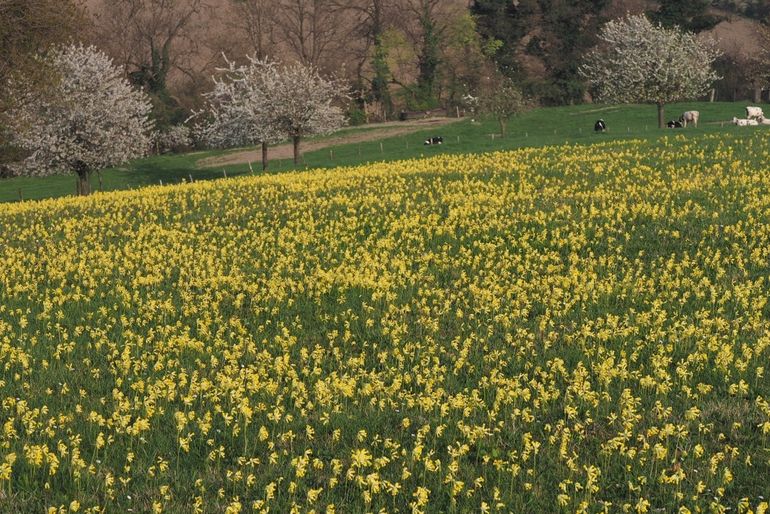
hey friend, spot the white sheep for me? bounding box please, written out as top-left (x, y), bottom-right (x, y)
top-left (746, 106), bottom-right (764, 120)
top-left (732, 117), bottom-right (759, 126)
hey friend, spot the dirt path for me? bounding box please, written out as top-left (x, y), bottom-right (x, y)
top-left (197, 117), bottom-right (463, 168)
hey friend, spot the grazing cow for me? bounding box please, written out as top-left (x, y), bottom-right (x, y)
top-left (746, 106), bottom-right (764, 120)
top-left (594, 119), bottom-right (607, 132)
top-left (666, 120), bottom-right (683, 128)
top-left (424, 136), bottom-right (443, 145)
top-left (679, 111), bottom-right (699, 128)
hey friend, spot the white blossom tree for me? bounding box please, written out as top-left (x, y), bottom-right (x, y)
top-left (198, 56), bottom-right (283, 170)
top-left (155, 124), bottom-right (192, 154)
top-left (8, 44), bottom-right (153, 195)
top-left (579, 14), bottom-right (721, 129)
top-left (479, 76), bottom-right (530, 137)
top-left (199, 57), bottom-right (347, 167)
top-left (262, 62), bottom-right (348, 166)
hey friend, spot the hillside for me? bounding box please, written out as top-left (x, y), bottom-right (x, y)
top-left (1, 129), bottom-right (769, 512)
top-left (0, 101), bottom-right (759, 203)
top-left (189, 101), bottom-right (766, 170)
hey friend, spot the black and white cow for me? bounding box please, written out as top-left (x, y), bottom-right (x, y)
top-left (666, 120), bottom-right (683, 128)
top-left (424, 136), bottom-right (443, 145)
top-left (594, 119), bottom-right (607, 132)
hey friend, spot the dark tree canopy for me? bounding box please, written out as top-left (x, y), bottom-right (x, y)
top-left (649, 0), bottom-right (720, 32)
top-left (471, 0), bottom-right (609, 105)
top-left (470, 0), bottom-right (535, 78)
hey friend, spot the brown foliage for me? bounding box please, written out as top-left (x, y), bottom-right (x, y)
top-left (0, 0), bottom-right (87, 113)
top-left (0, 0), bottom-right (87, 172)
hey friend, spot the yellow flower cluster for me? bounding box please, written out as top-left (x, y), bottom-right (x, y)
top-left (0, 133), bottom-right (769, 513)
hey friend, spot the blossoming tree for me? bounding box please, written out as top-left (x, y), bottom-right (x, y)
top-left (8, 43), bottom-right (153, 195)
top-left (479, 76), bottom-right (530, 137)
top-left (201, 57), bottom-right (347, 168)
top-left (262, 61), bottom-right (348, 166)
top-left (198, 57), bottom-right (283, 170)
top-left (579, 14), bottom-right (721, 129)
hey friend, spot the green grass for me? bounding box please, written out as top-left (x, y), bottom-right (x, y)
top-left (0, 101), bottom-right (760, 203)
top-left (1, 132), bottom-right (769, 512)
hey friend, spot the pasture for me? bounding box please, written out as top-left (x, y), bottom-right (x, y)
top-left (0, 128), bottom-right (769, 512)
top-left (0, 101), bottom-right (762, 203)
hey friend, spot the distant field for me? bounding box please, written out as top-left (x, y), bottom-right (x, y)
top-left (0, 101), bottom-right (763, 203)
top-left (1, 131), bottom-right (769, 512)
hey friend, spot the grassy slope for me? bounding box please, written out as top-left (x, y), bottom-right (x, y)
top-left (0, 101), bottom-right (760, 203)
top-left (1, 132), bottom-right (769, 511)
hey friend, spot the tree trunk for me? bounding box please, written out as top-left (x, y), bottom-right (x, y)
top-left (293, 135), bottom-right (301, 166)
top-left (261, 141), bottom-right (269, 171)
top-left (73, 161), bottom-right (91, 196)
top-left (76, 170), bottom-right (91, 196)
top-left (416, 3), bottom-right (439, 104)
top-left (657, 102), bottom-right (665, 129)
top-left (499, 118), bottom-right (507, 137)
top-left (753, 86), bottom-right (761, 104)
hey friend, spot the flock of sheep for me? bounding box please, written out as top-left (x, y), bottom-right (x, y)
top-left (595, 106), bottom-right (768, 133)
top-left (671, 106), bottom-right (768, 128)
top-left (732, 106), bottom-right (769, 126)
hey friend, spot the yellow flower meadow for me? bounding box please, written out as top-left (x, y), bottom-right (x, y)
top-left (0, 132), bottom-right (769, 513)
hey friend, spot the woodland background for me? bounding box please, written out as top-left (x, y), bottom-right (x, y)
top-left (2, 0), bottom-right (769, 134)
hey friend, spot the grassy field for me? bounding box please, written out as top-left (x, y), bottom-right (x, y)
top-left (0, 128), bottom-right (769, 512)
top-left (0, 101), bottom-right (762, 203)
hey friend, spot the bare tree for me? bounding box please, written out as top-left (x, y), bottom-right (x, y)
top-left (91, 0), bottom-right (210, 125)
top-left (720, 23), bottom-right (770, 103)
top-left (0, 0), bottom-right (85, 99)
top-left (0, 0), bottom-right (86, 176)
top-left (758, 26), bottom-right (770, 102)
top-left (227, 0), bottom-right (278, 60)
top-left (332, 0), bottom-right (396, 118)
top-left (274, 0), bottom-right (354, 71)
top-left (393, 0), bottom-right (459, 106)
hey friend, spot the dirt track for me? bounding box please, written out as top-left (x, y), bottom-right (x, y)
top-left (197, 117), bottom-right (463, 168)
